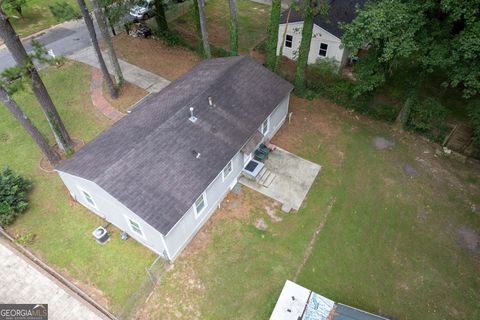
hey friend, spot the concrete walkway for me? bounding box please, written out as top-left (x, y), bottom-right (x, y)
top-left (70, 46), bottom-right (170, 93)
top-left (0, 240), bottom-right (107, 320)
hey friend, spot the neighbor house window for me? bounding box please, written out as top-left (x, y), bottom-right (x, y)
top-left (194, 193), bottom-right (207, 218)
top-left (285, 34), bottom-right (293, 48)
top-left (261, 118), bottom-right (269, 135)
top-left (319, 43), bottom-right (328, 57)
top-left (222, 161), bottom-right (233, 181)
top-left (79, 188), bottom-right (97, 209)
top-left (127, 217), bottom-right (144, 237)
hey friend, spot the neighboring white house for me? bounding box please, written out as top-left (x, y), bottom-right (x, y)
top-left (277, 0), bottom-right (367, 67)
top-left (56, 56), bottom-right (293, 261)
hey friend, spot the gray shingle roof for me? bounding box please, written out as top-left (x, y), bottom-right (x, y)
top-left (57, 56), bottom-right (293, 234)
top-left (333, 304), bottom-right (389, 320)
top-left (280, 0), bottom-right (367, 38)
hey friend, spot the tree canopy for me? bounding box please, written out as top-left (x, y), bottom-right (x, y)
top-left (342, 0), bottom-right (480, 98)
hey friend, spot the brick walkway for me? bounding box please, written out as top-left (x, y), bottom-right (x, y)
top-left (0, 240), bottom-right (107, 320)
top-left (90, 68), bottom-right (124, 122)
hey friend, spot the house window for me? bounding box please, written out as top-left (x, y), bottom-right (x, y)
top-left (222, 161), bottom-right (233, 181)
top-left (261, 118), bottom-right (269, 135)
top-left (79, 188), bottom-right (97, 209)
top-left (285, 34), bottom-right (293, 48)
top-left (127, 217), bottom-right (144, 237)
top-left (319, 43), bottom-right (328, 57)
top-left (194, 193), bottom-right (207, 218)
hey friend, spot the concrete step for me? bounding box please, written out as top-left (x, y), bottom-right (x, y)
top-left (263, 173), bottom-right (277, 188)
top-left (256, 167), bottom-right (268, 183)
top-left (259, 171), bottom-right (271, 186)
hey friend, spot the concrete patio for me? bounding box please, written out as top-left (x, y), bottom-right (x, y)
top-left (239, 147), bottom-right (321, 212)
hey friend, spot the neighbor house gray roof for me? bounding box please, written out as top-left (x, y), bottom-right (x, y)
top-left (332, 304), bottom-right (388, 320)
top-left (280, 0), bottom-right (367, 38)
top-left (57, 56), bottom-right (293, 235)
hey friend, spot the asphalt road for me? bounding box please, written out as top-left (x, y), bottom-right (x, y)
top-left (0, 19), bottom-right (100, 72)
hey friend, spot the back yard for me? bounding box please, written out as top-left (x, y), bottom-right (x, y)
top-left (137, 96), bottom-right (480, 319)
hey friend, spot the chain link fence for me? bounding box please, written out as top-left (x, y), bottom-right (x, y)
top-left (117, 255), bottom-right (169, 319)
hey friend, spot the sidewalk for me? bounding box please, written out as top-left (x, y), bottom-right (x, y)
top-left (70, 46), bottom-right (170, 93)
top-left (0, 239), bottom-right (108, 320)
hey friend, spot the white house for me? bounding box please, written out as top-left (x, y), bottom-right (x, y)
top-left (277, 0), bottom-right (366, 67)
top-left (56, 56), bottom-right (293, 261)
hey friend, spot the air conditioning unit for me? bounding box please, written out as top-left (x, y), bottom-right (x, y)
top-left (242, 159), bottom-right (264, 178)
top-left (92, 226), bottom-right (109, 244)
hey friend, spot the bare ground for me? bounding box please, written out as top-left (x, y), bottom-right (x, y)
top-left (111, 33), bottom-right (201, 81)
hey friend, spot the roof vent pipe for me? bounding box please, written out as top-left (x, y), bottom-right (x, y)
top-left (189, 107), bottom-right (198, 123)
top-left (208, 96), bottom-right (213, 106)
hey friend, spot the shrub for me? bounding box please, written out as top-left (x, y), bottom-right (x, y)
top-left (0, 168), bottom-right (32, 226)
top-left (49, 1), bottom-right (81, 22)
top-left (407, 97), bottom-right (448, 141)
top-left (210, 45), bottom-right (230, 58)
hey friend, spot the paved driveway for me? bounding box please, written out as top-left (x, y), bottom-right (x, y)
top-left (0, 240), bottom-right (107, 320)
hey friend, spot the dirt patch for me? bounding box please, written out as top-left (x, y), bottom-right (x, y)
top-left (255, 218), bottom-right (268, 230)
top-left (104, 81), bottom-right (147, 113)
top-left (178, 188), bottom-right (275, 257)
top-left (373, 136), bottom-right (396, 150)
top-left (111, 33), bottom-right (200, 80)
top-left (71, 278), bottom-right (110, 310)
top-left (403, 164), bottom-right (418, 177)
top-left (264, 203), bottom-right (282, 222)
top-left (456, 227), bottom-right (480, 256)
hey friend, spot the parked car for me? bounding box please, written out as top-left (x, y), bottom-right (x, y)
top-left (129, 0), bottom-right (155, 20)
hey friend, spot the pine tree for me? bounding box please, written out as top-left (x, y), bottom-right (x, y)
top-left (0, 86), bottom-right (60, 165)
top-left (77, 0), bottom-right (118, 98)
top-left (0, 8), bottom-right (74, 153)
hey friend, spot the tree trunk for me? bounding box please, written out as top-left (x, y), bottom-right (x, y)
top-left (294, 0), bottom-right (316, 94)
top-left (153, 0), bottom-right (168, 33)
top-left (103, 6), bottom-right (116, 35)
top-left (0, 8), bottom-right (73, 153)
top-left (0, 86), bottom-right (60, 165)
top-left (228, 0), bottom-right (238, 56)
top-left (90, 0), bottom-right (124, 87)
top-left (276, 7), bottom-right (291, 70)
top-left (197, 0), bottom-right (211, 58)
top-left (77, 0), bottom-right (118, 99)
top-left (266, 0), bottom-right (281, 70)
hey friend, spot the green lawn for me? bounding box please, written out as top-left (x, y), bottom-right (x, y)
top-left (5, 0), bottom-right (79, 38)
top-left (0, 62), bottom-right (156, 312)
top-left (140, 97), bottom-right (480, 319)
top-left (171, 0), bottom-right (270, 53)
